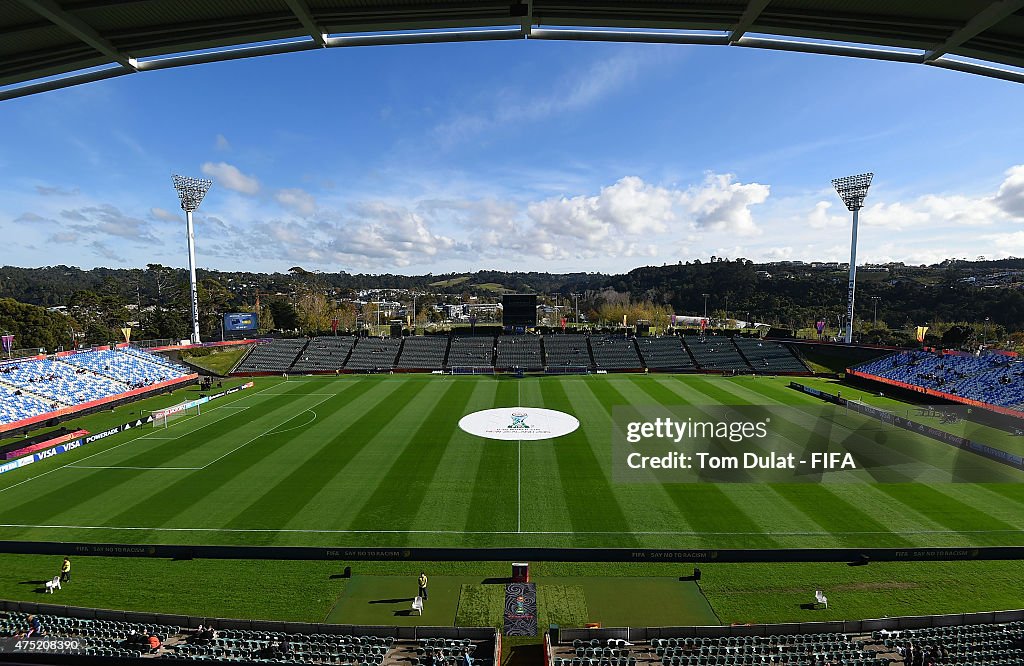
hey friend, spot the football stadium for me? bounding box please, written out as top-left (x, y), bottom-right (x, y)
top-left (2, 2), bottom-right (1024, 666)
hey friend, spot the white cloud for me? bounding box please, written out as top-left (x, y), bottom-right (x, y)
top-left (49, 231), bottom-right (80, 244)
top-left (994, 164), bottom-right (1024, 217)
top-left (65, 204), bottom-right (159, 244)
top-left (34, 185), bottom-right (79, 197)
top-left (89, 240), bottom-right (125, 262)
top-left (150, 207), bottom-right (181, 222)
top-left (200, 161), bottom-right (260, 195)
top-left (433, 50), bottom-right (661, 146)
top-left (525, 173), bottom-right (768, 258)
top-left (807, 201), bottom-right (846, 229)
top-left (275, 188), bottom-right (316, 216)
top-left (682, 174), bottom-right (769, 235)
top-left (981, 230), bottom-right (1024, 254)
top-left (7, 162), bottom-right (1024, 273)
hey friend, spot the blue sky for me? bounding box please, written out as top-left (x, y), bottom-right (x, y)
top-left (1, 39), bottom-right (1023, 274)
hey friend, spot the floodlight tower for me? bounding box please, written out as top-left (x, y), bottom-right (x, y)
top-left (172, 174), bottom-right (213, 344)
top-left (832, 173), bottom-right (873, 344)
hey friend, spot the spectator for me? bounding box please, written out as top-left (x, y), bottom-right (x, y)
top-left (461, 647), bottom-right (474, 666)
top-left (26, 615), bottom-right (41, 637)
top-left (148, 634), bottom-right (161, 653)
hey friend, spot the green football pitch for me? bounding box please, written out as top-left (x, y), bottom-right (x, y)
top-left (1, 373), bottom-right (1023, 551)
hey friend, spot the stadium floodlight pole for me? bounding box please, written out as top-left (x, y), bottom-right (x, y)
top-left (172, 174), bottom-right (213, 344)
top-left (832, 173), bottom-right (874, 344)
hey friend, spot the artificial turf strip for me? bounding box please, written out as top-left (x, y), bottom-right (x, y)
top-left (454, 584), bottom-right (506, 629)
top-left (324, 575), bottom-right (478, 626)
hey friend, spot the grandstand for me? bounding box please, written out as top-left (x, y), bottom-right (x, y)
top-left (589, 335), bottom-right (644, 371)
top-left (234, 339), bottom-right (308, 374)
top-left (289, 336), bottom-right (356, 373)
top-left (395, 335), bottom-right (450, 370)
top-left (0, 358), bottom-right (132, 406)
top-left (0, 347), bottom-right (193, 428)
top-left (874, 622), bottom-right (1024, 665)
top-left (495, 334), bottom-right (543, 370)
top-left (635, 336), bottom-right (696, 372)
top-left (732, 337), bottom-right (809, 373)
top-left (551, 632), bottom-right (895, 666)
top-left (0, 384), bottom-right (54, 425)
top-left (852, 350), bottom-right (1024, 412)
top-left (682, 336), bottom-right (752, 372)
top-left (445, 335), bottom-right (495, 369)
top-left (61, 348), bottom-right (189, 386)
top-left (0, 608), bottom-right (496, 666)
top-left (542, 334), bottom-right (593, 370)
top-left (343, 337), bottom-right (402, 371)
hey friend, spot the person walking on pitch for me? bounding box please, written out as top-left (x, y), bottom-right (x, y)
top-left (418, 572), bottom-right (428, 600)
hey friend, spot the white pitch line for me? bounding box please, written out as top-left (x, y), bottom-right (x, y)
top-left (66, 466), bottom-right (201, 471)
top-left (517, 379), bottom-right (522, 534)
top-left (0, 523), bottom-right (1019, 536)
top-left (0, 381), bottom-right (278, 494)
top-left (265, 410), bottom-right (317, 436)
top-left (198, 391), bottom-right (339, 470)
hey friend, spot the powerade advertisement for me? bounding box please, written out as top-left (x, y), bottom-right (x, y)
top-left (223, 312), bottom-right (258, 332)
top-left (0, 382), bottom-right (254, 476)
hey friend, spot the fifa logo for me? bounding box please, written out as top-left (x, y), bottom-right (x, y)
top-left (507, 412), bottom-right (530, 429)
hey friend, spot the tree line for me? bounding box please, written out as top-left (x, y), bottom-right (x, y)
top-left (0, 258), bottom-right (1022, 351)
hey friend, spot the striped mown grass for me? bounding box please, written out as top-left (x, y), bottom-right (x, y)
top-left (0, 374), bottom-right (1021, 552)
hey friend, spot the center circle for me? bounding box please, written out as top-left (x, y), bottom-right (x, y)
top-left (458, 407), bottom-right (580, 441)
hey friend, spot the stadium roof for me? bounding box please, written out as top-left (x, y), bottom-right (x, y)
top-left (4, 0), bottom-right (1024, 101)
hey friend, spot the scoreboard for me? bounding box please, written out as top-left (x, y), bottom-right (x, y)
top-left (223, 312), bottom-right (258, 332)
top-left (502, 294), bottom-right (536, 328)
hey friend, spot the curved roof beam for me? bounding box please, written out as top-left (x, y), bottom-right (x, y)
top-left (15, 0), bottom-right (137, 71)
top-left (3, 2), bottom-right (1024, 102)
top-left (283, 0), bottom-right (327, 47)
top-left (922, 0), bottom-right (1024, 63)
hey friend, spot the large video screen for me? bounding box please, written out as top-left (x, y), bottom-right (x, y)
top-left (223, 312), bottom-right (258, 332)
top-left (502, 294), bottom-right (536, 328)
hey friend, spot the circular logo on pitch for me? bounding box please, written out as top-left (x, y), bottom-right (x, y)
top-left (459, 407), bottom-right (579, 441)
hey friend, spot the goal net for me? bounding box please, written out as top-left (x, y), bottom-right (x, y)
top-left (449, 366), bottom-right (495, 375)
top-left (150, 402), bottom-right (201, 428)
top-left (545, 366), bottom-right (590, 375)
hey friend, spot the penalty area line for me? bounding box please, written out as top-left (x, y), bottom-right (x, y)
top-left (0, 381), bottom-right (278, 494)
top-left (65, 465), bottom-right (201, 471)
top-left (197, 391), bottom-right (338, 469)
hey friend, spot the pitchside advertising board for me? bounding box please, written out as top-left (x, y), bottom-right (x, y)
top-left (0, 382), bottom-right (254, 476)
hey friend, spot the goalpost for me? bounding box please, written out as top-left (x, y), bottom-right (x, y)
top-left (149, 402), bottom-right (201, 428)
top-left (448, 362), bottom-right (495, 372)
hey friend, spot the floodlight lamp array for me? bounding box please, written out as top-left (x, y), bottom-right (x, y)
top-left (831, 173), bottom-right (873, 211)
top-left (172, 174), bottom-right (213, 212)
